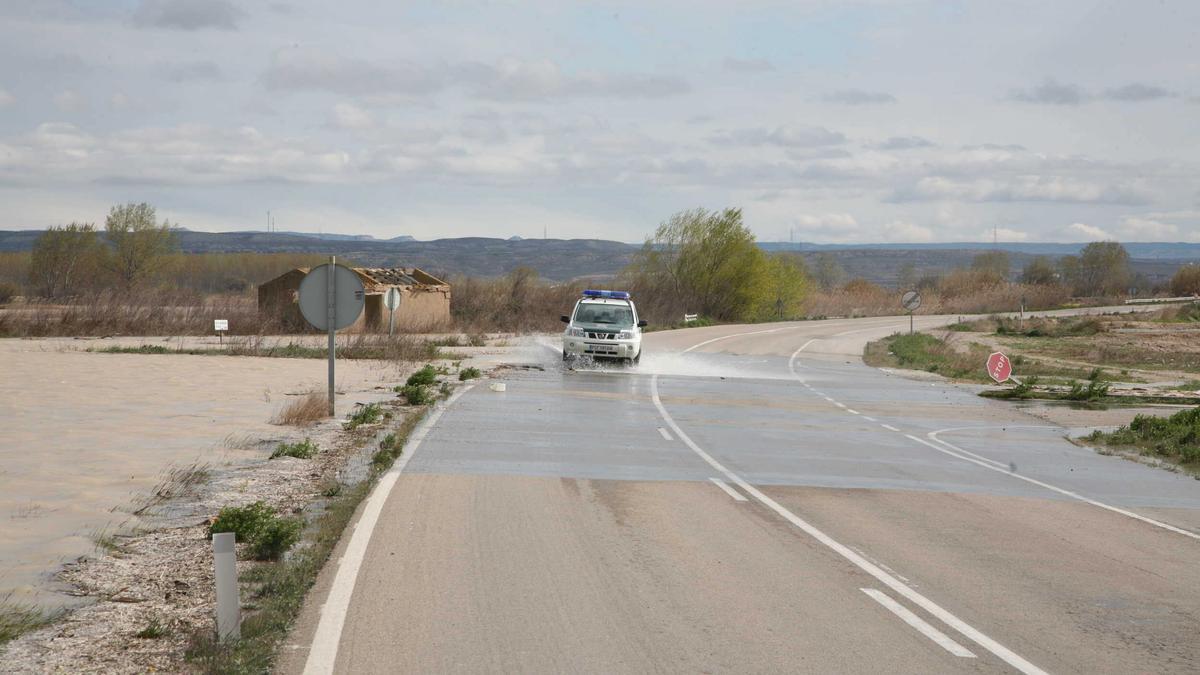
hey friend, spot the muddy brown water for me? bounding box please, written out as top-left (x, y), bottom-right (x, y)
top-left (0, 337), bottom-right (407, 607)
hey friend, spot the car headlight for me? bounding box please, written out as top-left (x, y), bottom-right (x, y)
top-left (617, 330), bottom-right (634, 340)
top-left (567, 327), bottom-right (586, 337)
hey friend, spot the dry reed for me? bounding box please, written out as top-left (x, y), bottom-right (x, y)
top-left (271, 392), bottom-right (329, 426)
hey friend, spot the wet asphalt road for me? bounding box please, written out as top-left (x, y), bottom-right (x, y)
top-left (284, 313), bottom-right (1200, 674)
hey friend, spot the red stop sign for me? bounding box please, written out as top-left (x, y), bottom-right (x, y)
top-left (987, 352), bottom-right (1012, 383)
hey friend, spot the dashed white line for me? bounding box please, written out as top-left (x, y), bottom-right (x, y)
top-left (881, 424), bottom-right (901, 432)
top-left (861, 589), bottom-right (976, 659)
top-left (651, 373), bottom-right (1046, 675)
top-left (862, 416), bottom-right (877, 422)
top-left (657, 426), bottom-right (674, 441)
top-left (708, 477), bottom-right (748, 502)
top-left (846, 409), bottom-right (861, 415)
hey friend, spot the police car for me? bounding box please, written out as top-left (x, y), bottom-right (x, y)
top-left (560, 290), bottom-right (646, 363)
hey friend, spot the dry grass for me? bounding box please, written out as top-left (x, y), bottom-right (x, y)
top-left (271, 391), bottom-right (329, 426)
top-left (0, 290), bottom-right (281, 337)
top-left (806, 281), bottom-right (1075, 318)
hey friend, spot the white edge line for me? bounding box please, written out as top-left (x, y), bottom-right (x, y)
top-left (861, 588), bottom-right (976, 658)
top-left (650, 374), bottom-right (1046, 675)
top-left (657, 426), bottom-right (674, 441)
top-left (846, 409), bottom-right (860, 415)
top-left (914, 433), bottom-right (1200, 541)
top-left (708, 477), bottom-right (748, 502)
top-left (303, 384), bottom-right (475, 675)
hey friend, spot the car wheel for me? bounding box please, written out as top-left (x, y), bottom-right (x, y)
top-left (633, 349), bottom-right (641, 364)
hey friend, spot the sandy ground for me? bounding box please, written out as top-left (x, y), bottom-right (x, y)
top-left (0, 337), bottom-right (414, 607)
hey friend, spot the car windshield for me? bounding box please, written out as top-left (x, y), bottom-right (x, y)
top-left (574, 303), bottom-right (634, 327)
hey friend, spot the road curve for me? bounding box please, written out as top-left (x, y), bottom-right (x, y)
top-left (282, 310), bottom-right (1200, 674)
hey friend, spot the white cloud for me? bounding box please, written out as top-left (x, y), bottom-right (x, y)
top-left (890, 175), bottom-right (1149, 205)
top-left (0, 88), bottom-right (14, 107)
top-left (980, 227), bottom-right (1030, 242)
top-left (880, 219), bottom-right (934, 242)
top-left (824, 89), bottom-right (896, 105)
top-left (330, 102), bottom-right (375, 130)
top-left (710, 125), bottom-right (847, 148)
top-left (1068, 222), bottom-right (1114, 240)
top-left (53, 89), bottom-right (86, 112)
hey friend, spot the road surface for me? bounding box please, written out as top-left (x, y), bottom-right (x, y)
top-left (283, 313), bottom-right (1200, 674)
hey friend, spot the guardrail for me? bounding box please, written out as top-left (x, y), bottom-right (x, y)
top-left (1125, 295), bottom-right (1199, 305)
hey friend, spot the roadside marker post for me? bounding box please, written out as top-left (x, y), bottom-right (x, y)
top-left (298, 257), bottom-right (365, 418)
top-left (213, 319), bottom-right (228, 345)
top-left (212, 532), bottom-right (240, 641)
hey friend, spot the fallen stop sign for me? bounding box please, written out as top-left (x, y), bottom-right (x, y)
top-left (987, 352), bottom-right (1013, 383)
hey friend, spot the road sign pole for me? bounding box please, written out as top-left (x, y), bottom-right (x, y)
top-left (327, 255), bottom-right (336, 417)
top-left (388, 301), bottom-right (395, 336)
top-left (909, 311), bottom-right (913, 335)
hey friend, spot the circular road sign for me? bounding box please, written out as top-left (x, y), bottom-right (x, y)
top-left (298, 263), bottom-right (365, 331)
top-left (987, 351), bottom-right (1013, 383)
top-left (901, 289), bottom-right (922, 312)
top-left (384, 287), bottom-right (402, 311)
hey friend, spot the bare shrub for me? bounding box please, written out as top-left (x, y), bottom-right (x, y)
top-left (450, 268), bottom-right (587, 332)
top-left (0, 289), bottom-right (282, 338)
top-left (271, 391), bottom-right (329, 426)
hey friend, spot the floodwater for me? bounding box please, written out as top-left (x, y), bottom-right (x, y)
top-left (0, 337), bottom-right (404, 607)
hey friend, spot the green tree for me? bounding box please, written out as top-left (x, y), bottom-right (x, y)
top-left (1073, 241), bottom-right (1132, 296)
top-left (812, 252), bottom-right (845, 290)
top-left (104, 203), bottom-right (178, 288)
top-left (29, 223), bottom-right (103, 298)
top-left (624, 208), bottom-right (776, 321)
top-left (971, 250), bottom-right (1010, 282)
top-left (757, 253), bottom-right (810, 320)
top-left (1020, 256), bottom-right (1057, 285)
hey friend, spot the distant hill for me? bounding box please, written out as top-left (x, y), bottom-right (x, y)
top-left (0, 230), bottom-right (1196, 284)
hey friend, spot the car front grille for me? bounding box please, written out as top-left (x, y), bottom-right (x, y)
top-left (586, 331), bottom-right (617, 340)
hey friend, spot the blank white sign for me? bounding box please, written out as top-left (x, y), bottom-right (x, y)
top-left (214, 319), bottom-right (229, 331)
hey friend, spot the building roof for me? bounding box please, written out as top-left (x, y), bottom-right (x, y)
top-left (264, 266), bottom-right (448, 292)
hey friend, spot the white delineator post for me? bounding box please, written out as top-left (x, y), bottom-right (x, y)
top-left (327, 255), bottom-right (336, 417)
top-left (212, 532), bottom-right (240, 640)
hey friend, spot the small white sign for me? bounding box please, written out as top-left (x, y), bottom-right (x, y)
top-left (384, 287), bottom-right (402, 310)
top-left (214, 319), bottom-right (229, 331)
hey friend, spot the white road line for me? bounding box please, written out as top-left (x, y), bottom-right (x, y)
top-left (862, 416), bottom-right (877, 422)
top-left (846, 409), bottom-right (861, 415)
top-left (881, 424), bottom-right (901, 432)
top-left (657, 426), bottom-right (674, 441)
top-left (303, 385), bottom-right (474, 675)
top-left (914, 433), bottom-right (1200, 542)
top-left (709, 477), bottom-right (748, 502)
top-left (861, 589), bottom-right (976, 659)
top-left (651, 374), bottom-right (1046, 675)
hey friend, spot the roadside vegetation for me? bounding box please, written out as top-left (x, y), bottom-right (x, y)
top-left (188, 378), bottom-right (444, 672)
top-left (0, 599), bottom-right (61, 646)
top-left (1088, 407), bottom-right (1200, 469)
top-left (271, 392), bottom-right (328, 427)
top-left (863, 332), bottom-right (1100, 384)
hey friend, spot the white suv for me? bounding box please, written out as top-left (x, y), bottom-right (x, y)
top-left (561, 290), bottom-right (646, 364)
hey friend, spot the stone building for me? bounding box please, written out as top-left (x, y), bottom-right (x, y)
top-left (257, 266), bottom-right (451, 332)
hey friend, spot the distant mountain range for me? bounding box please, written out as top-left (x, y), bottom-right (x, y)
top-left (0, 230), bottom-right (1196, 284)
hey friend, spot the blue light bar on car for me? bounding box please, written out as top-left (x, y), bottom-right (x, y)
top-left (582, 289), bottom-right (630, 299)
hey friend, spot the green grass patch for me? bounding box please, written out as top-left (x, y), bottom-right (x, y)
top-left (459, 366), bottom-right (481, 381)
top-left (135, 616), bottom-right (169, 639)
top-left (95, 344), bottom-right (173, 354)
top-left (269, 439), bottom-right (318, 460)
top-left (396, 384), bottom-right (432, 405)
top-left (343, 403), bottom-right (383, 430)
top-left (1089, 407), bottom-right (1200, 465)
top-left (406, 364), bottom-right (438, 387)
top-left (208, 501), bottom-right (302, 561)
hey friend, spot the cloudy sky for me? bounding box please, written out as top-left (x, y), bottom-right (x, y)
top-left (1, 1), bottom-right (1198, 243)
